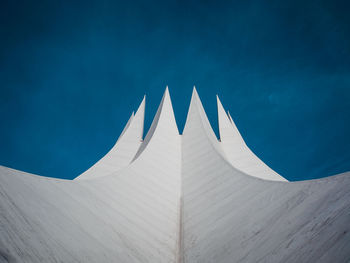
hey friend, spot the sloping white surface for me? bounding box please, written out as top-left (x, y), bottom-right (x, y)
top-left (0, 89), bottom-right (181, 263)
top-left (75, 96), bottom-right (145, 180)
top-left (181, 90), bottom-right (350, 262)
top-left (0, 88), bottom-right (349, 263)
top-left (217, 95), bottom-right (287, 181)
top-left (186, 87), bottom-right (226, 157)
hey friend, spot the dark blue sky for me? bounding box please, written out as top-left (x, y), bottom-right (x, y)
top-left (1, 0), bottom-right (349, 180)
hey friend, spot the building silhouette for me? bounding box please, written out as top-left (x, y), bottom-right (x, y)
top-left (0, 87), bottom-right (349, 262)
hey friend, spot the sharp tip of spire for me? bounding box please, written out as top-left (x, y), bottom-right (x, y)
top-left (135, 96), bottom-right (146, 117)
top-left (191, 86), bottom-right (200, 100)
top-left (140, 96), bottom-right (146, 105)
top-left (163, 86), bottom-right (170, 97)
top-left (216, 95), bottom-right (225, 109)
top-left (139, 95), bottom-right (146, 105)
top-left (159, 86), bottom-right (172, 107)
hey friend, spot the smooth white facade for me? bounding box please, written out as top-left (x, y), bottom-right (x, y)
top-left (0, 88), bottom-right (349, 263)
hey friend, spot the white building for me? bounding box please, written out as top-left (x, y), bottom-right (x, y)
top-left (0, 87), bottom-right (349, 262)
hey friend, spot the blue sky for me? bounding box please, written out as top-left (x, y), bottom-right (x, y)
top-left (0, 0), bottom-right (349, 180)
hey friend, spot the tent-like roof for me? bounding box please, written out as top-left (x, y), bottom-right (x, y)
top-left (1, 88), bottom-right (349, 262)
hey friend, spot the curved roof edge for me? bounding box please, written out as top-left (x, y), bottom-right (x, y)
top-left (75, 96), bottom-right (146, 180)
top-left (216, 95), bottom-right (287, 181)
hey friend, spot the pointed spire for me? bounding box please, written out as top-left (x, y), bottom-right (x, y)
top-left (190, 86), bottom-right (201, 108)
top-left (216, 95), bottom-right (223, 112)
top-left (216, 96), bottom-right (287, 181)
top-left (216, 95), bottom-right (243, 143)
top-left (226, 111), bottom-right (244, 138)
top-left (75, 95), bottom-right (146, 180)
top-left (193, 85), bottom-right (197, 94)
top-left (132, 86), bottom-right (179, 161)
top-left (188, 85), bottom-right (202, 116)
top-left (184, 86), bottom-right (217, 139)
top-left (182, 86), bottom-right (226, 159)
top-left (216, 95), bottom-right (232, 142)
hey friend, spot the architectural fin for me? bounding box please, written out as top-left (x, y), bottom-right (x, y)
top-left (216, 95), bottom-right (287, 181)
top-left (132, 86), bottom-right (179, 161)
top-left (183, 87), bottom-right (224, 156)
top-left (217, 96), bottom-right (243, 143)
top-left (184, 87), bottom-right (215, 138)
top-left (75, 96), bottom-right (146, 180)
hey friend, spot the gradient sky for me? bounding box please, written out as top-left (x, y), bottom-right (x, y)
top-left (1, 0), bottom-right (349, 181)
